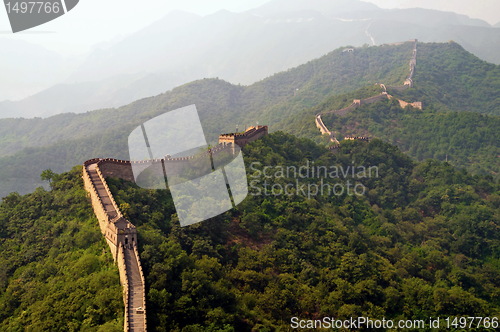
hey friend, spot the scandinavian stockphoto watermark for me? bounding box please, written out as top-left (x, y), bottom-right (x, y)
top-left (128, 105), bottom-right (248, 227)
top-left (249, 160), bottom-right (379, 198)
top-left (3, 0), bottom-right (79, 32)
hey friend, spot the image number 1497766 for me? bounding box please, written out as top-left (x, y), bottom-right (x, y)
top-left (3, 0), bottom-right (79, 32)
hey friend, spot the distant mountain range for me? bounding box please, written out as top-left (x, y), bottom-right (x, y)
top-left (1, 0), bottom-right (499, 119)
top-left (0, 41), bottom-right (497, 197)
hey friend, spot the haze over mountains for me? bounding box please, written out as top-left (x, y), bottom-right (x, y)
top-left (0, 39), bottom-right (73, 101)
top-left (1, 0), bottom-right (499, 119)
top-left (0, 41), bottom-right (498, 197)
top-left (365, 0), bottom-right (500, 25)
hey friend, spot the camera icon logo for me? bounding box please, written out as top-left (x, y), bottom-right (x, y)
top-left (127, 105), bottom-right (248, 227)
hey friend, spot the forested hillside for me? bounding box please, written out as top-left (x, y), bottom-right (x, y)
top-left (0, 168), bottom-right (123, 331)
top-left (1, 133), bottom-right (498, 330)
top-left (4, 0), bottom-right (498, 119)
top-left (98, 134), bottom-right (500, 330)
top-left (0, 42), bottom-right (415, 197)
top-left (401, 42), bottom-right (500, 115)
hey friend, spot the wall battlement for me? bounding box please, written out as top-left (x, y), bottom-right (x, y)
top-left (219, 125), bottom-right (269, 147)
top-left (327, 136), bottom-right (371, 152)
top-left (315, 115), bottom-right (339, 144)
top-left (353, 93), bottom-right (388, 106)
top-left (344, 136), bottom-right (371, 141)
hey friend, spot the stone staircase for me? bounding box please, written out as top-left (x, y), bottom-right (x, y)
top-left (125, 247), bottom-right (146, 332)
top-left (83, 159), bottom-right (147, 331)
top-left (87, 163), bottom-right (119, 219)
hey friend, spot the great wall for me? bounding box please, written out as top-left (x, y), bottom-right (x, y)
top-left (82, 125), bottom-right (268, 332)
top-left (82, 40), bottom-right (419, 331)
top-left (83, 159), bottom-right (146, 332)
top-left (316, 39), bottom-right (421, 144)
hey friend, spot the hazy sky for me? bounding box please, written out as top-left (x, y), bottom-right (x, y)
top-left (0, 0), bottom-right (270, 55)
top-left (363, 0), bottom-right (500, 25)
top-left (1, 0), bottom-right (498, 55)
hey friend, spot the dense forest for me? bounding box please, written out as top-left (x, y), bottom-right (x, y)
top-left (0, 168), bottom-right (123, 331)
top-left (112, 134), bottom-right (499, 331)
top-left (0, 37), bottom-right (498, 329)
top-left (0, 133), bottom-right (498, 330)
top-left (3, 133), bottom-right (496, 330)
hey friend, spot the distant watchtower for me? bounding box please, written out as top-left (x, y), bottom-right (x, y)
top-left (219, 126), bottom-right (268, 149)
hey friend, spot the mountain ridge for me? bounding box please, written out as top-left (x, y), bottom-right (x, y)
top-left (2, 0), bottom-right (499, 119)
top-left (0, 41), bottom-right (497, 197)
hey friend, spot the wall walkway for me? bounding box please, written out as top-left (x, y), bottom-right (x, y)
top-left (83, 159), bottom-right (146, 332)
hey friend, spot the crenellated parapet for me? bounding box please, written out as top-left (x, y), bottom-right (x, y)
top-left (405, 39), bottom-right (418, 87)
top-left (219, 125), bottom-right (268, 147)
top-left (117, 243), bottom-right (130, 331)
top-left (344, 136), bottom-right (371, 141)
top-left (353, 93), bottom-right (388, 106)
top-left (315, 114), bottom-right (339, 144)
top-left (397, 99), bottom-right (422, 110)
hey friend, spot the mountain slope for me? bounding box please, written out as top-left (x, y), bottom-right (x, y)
top-left (0, 42), bottom-right (416, 196)
top-left (409, 42), bottom-right (500, 115)
top-left (0, 42), bottom-right (497, 198)
top-left (2, 133), bottom-right (498, 329)
top-left (0, 42), bottom-right (416, 156)
top-left (110, 133), bottom-right (499, 329)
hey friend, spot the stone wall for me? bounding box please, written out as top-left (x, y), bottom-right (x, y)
top-left (315, 115), bottom-right (330, 136)
top-left (315, 39), bottom-right (420, 143)
top-left (344, 136), bottom-right (371, 142)
top-left (315, 115), bottom-right (339, 144)
top-left (332, 103), bottom-right (358, 117)
top-left (354, 93), bottom-right (388, 106)
top-left (134, 245), bottom-right (148, 319)
top-left (83, 159), bottom-right (112, 237)
top-left (98, 159), bottom-right (135, 182)
top-left (405, 39), bottom-right (418, 87)
top-left (398, 99), bottom-right (423, 110)
top-left (117, 243), bottom-right (130, 331)
top-left (83, 124), bottom-right (269, 331)
top-left (83, 160), bottom-right (146, 331)
top-left (219, 126), bottom-right (268, 147)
